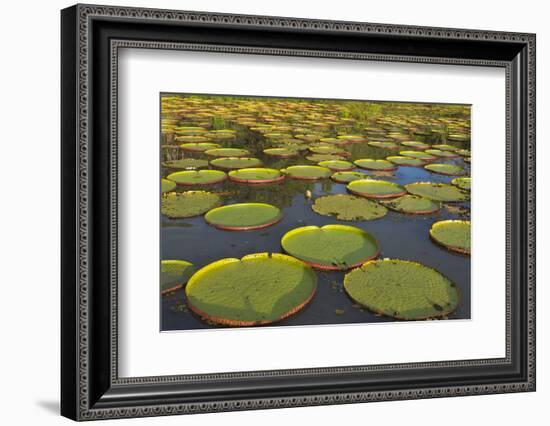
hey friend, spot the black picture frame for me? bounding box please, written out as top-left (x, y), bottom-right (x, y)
top-left (61, 4), bottom-right (536, 421)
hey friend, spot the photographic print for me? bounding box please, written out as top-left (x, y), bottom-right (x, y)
top-left (160, 94), bottom-right (471, 330)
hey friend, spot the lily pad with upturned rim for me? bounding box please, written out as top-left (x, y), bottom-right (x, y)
top-left (430, 220), bottom-right (471, 254)
top-left (318, 160), bottom-right (355, 171)
top-left (161, 191), bottom-right (222, 218)
top-left (380, 195), bottom-right (441, 214)
top-left (185, 253), bottom-right (317, 326)
top-left (205, 148), bottom-right (251, 157)
top-left (163, 158), bottom-right (209, 169)
top-left (401, 141), bottom-right (430, 149)
top-left (368, 141), bottom-right (400, 150)
top-left (311, 194), bottom-right (387, 221)
top-left (210, 157), bottom-right (262, 170)
top-left (386, 156), bottom-right (426, 167)
top-left (306, 153), bottom-right (346, 162)
top-left (204, 203), bottom-right (282, 230)
top-left (281, 224), bottom-right (380, 270)
top-left (166, 170), bottom-right (227, 186)
top-left (161, 260), bottom-right (196, 294)
top-left (262, 148), bottom-right (300, 158)
top-left (405, 182), bottom-right (469, 202)
top-left (228, 168), bottom-right (285, 184)
top-left (180, 142), bottom-right (220, 152)
top-left (343, 259), bottom-right (459, 320)
top-left (331, 171), bottom-right (368, 183)
top-left (308, 145), bottom-right (348, 155)
top-left (281, 165), bottom-right (332, 180)
top-left (347, 179), bottom-right (407, 199)
top-left (425, 149), bottom-right (459, 158)
top-left (354, 159), bottom-right (397, 171)
top-left (399, 150), bottom-right (437, 161)
top-left (161, 178), bottom-right (176, 193)
top-left (432, 144), bottom-right (459, 151)
top-left (424, 163), bottom-right (465, 176)
top-left (451, 177), bottom-right (471, 190)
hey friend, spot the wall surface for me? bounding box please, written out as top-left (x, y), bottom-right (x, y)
top-left (0, 0), bottom-right (546, 424)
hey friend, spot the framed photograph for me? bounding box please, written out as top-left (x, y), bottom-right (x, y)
top-left (61, 4), bottom-right (536, 421)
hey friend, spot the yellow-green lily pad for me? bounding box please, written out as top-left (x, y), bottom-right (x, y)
top-left (430, 220), bottom-right (471, 254)
top-left (163, 158), bottom-right (209, 169)
top-left (425, 149), bottom-right (459, 158)
top-left (387, 156), bottom-right (426, 167)
top-left (368, 141), bottom-right (400, 150)
top-left (166, 170), bottom-right (227, 185)
top-left (401, 141), bottom-right (430, 149)
top-left (228, 168), bottom-right (285, 184)
top-left (318, 160), bottom-right (355, 171)
top-left (425, 163), bottom-right (465, 176)
top-left (161, 178), bottom-right (176, 193)
top-left (432, 144), bottom-right (459, 151)
top-left (347, 179), bottom-right (406, 199)
top-left (400, 150), bottom-right (437, 161)
top-left (451, 177), bottom-right (471, 190)
top-left (161, 260), bottom-right (196, 294)
top-left (312, 194), bottom-right (387, 221)
top-left (205, 203), bottom-right (282, 230)
top-left (331, 171), bottom-right (368, 183)
top-left (205, 148), bottom-right (250, 157)
top-left (380, 195), bottom-right (441, 214)
top-left (210, 157), bottom-right (262, 170)
top-left (281, 165), bottom-right (332, 180)
top-left (180, 142), bottom-right (220, 152)
top-left (263, 147), bottom-right (299, 158)
top-left (161, 191), bottom-right (222, 218)
top-left (354, 159), bottom-right (397, 171)
top-left (405, 182), bottom-right (469, 202)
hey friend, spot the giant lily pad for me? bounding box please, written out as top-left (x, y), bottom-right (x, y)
top-left (354, 159), bottom-right (397, 171)
top-left (210, 157), bottom-right (262, 170)
top-left (425, 163), bottom-right (465, 176)
top-left (166, 170), bottom-right (227, 186)
top-left (163, 158), bottom-right (209, 169)
top-left (228, 168), bottom-right (285, 184)
top-left (399, 150), bottom-right (437, 161)
top-left (456, 149), bottom-right (471, 157)
top-left (161, 260), bottom-right (196, 294)
top-left (430, 220), bottom-right (471, 254)
top-left (205, 148), bottom-right (250, 157)
top-left (425, 149), bottom-right (459, 158)
top-left (451, 177), bottom-right (471, 190)
top-left (347, 179), bottom-right (406, 199)
top-left (387, 156), bottom-right (426, 167)
top-left (312, 194), bottom-right (387, 221)
top-left (368, 141), bottom-right (400, 150)
top-left (180, 142), bottom-right (220, 152)
top-left (448, 133), bottom-right (470, 142)
top-left (185, 253), bottom-right (317, 326)
top-left (161, 191), bottom-right (222, 218)
top-left (281, 224), bottom-right (379, 270)
top-left (175, 135), bottom-right (211, 143)
top-left (281, 165), bottom-right (332, 180)
top-left (401, 141), bottom-right (430, 149)
top-left (308, 145), bottom-right (348, 155)
top-left (306, 153), bottom-right (346, 162)
top-left (331, 171), bottom-right (368, 183)
top-left (405, 182), bottom-right (469, 202)
top-left (380, 195), bottom-right (441, 214)
top-left (205, 203), bottom-right (282, 230)
top-left (263, 147), bottom-right (299, 158)
top-left (432, 144), bottom-right (459, 151)
top-left (161, 178), bottom-right (176, 193)
top-left (337, 135), bottom-right (368, 143)
top-left (343, 259), bottom-right (459, 320)
top-left (318, 160), bottom-right (355, 171)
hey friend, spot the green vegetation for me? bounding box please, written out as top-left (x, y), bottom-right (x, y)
top-left (161, 191), bottom-right (222, 218)
top-left (430, 220), bottom-right (471, 254)
top-left (228, 168), bottom-right (284, 184)
top-left (281, 165), bottom-right (332, 180)
top-left (424, 163), bottom-right (465, 176)
top-left (161, 260), bottom-right (196, 294)
top-left (163, 158), bottom-right (209, 169)
top-left (405, 182), bottom-right (469, 202)
top-left (318, 160), bottom-right (355, 171)
top-left (210, 157), bottom-right (262, 170)
top-left (354, 159), bottom-right (396, 171)
top-left (451, 177), bottom-right (471, 190)
top-left (331, 171), bottom-right (368, 183)
top-left (381, 195), bottom-right (441, 214)
top-left (312, 194), bottom-right (387, 221)
top-left (347, 179), bottom-right (406, 199)
top-left (161, 178), bottom-right (176, 193)
top-left (205, 203), bottom-right (282, 230)
top-left (166, 170), bottom-right (227, 185)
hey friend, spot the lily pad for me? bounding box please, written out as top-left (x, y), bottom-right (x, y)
top-left (405, 182), bottom-right (469, 202)
top-left (166, 170), bottom-right (227, 185)
top-left (368, 141), bottom-right (400, 150)
top-left (281, 224), bottom-right (380, 270)
top-left (308, 145), bottom-right (348, 155)
top-left (337, 135), bottom-right (367, 143)
top-left (425, 149), bottom-right (459, 158)
top-left (354, 159), bottom-right (397, 171)
top-left (205, 148), bottom-right (250, 157)
top-left (456, 149), bottom-right (471, 157)
top-left (380, 195), bottom-right (441, 214)
top-left (180, 142), bottom-right (220, 152)
top-left (263, 147), bottom-right (299, 158)
top-left (347, 179), bottom-right (407, 199)
top-left (318, 160), bottom-right (355, 171)
top-left (306, 153), bottom-right (346, 162)
top-left (343, 259), bottom-right (459, 320)
top-left (425, 163), bottom-right (465, 176)
top-left (163, 158), bottom-right (209, 169)
top-left (387, 156), bottom-right (426, 167)
top-left (448, 133), bottom-right (470, 142)
top-left (281, 165), bottom-right (332, 180)
top-left (161, 178), bottom-right (176, 193)
top-left (210, 157), bottom-right (262, 170)
top-left (451, 177), bottom-right (471, 190)
top-left (399, 150), bottom-right (437, 161)
top-left (161, 191), bottom-right (222, 218)
top-left (228, 168), bottom-right (285, 184)
top-left (175, 135), bottom-right (211, 143)
top-left (161, 260), bottom-right (196, 294)
top-left (205, 203), bottom-right (282, 230)
top-left (185, 253), bottom-right (317, 326)
top-left (430, 220), bottom-right (471, 254)
top-left (312, 194), bottom-right (387, 221)
top-left (432, 144), bottom-right (459, 151)
top-left (401, 141), bottom-right (430, 149)
top-left (331, 171), bottom-right (368, 183)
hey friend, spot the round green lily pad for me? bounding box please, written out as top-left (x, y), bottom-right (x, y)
top-left (281, 224), bottom-right (379, 270)
top-left (405, 182), bottom-right (469, 202)
top-left (161, 260), bottom-right (196, 294)
top-left (425, 149), bottom-right (459, 158)
top-left (451, 177), bottom-right (471, 190)
top-left (318, 160), bottom-right (355, 171)
top-left (387, 156), bottom-right (426, 167)
top-left (430, 220), bottom-right (471, 254)
top-left (281, 165), bottom-right (332, 180)
top-left (401, 141), bottom-right (430, 149)
top-left (166, 170), bottom-right (227, 186)
top-left (343, 259), bottom-right (459, 320)
top-left (368, 141), bottom-right (400, 150)
top-left (161, 178), bottom-right (176, 193)
top-left (210, 157), bottom-right (262, 170)
top-left (331, 171), bottom-right (368, 183)
top-left (205, 148), bottom-right (250, 157)
top-left (425, 163), bottom-right (465, 176)
top-left (354, 159), bottom-right (397, 171)
top-left (456, 149), bottom-right (471, 157)
top-left (399, 150), bottom-right (437, 161)
top-left (228, 168), bottom-right (285, 184)
top-left (308, 145), bottom-right (348, 155)
top-left (206, 130), bottom-right (237, 139)
top-left (263, 147), bottom-right (299, 158)
top-left (432, 144), bottom-right (458, 151)
top-left (337, 135), bottom-right (367, 143)
top-left (205, 203), bottom-right (282, 230)
top-left (161, 191), bottom-right (222, 218)
top-left (312, 194), bottom-right (387, 221)
top-left (163, 158), bottom-right (209, 169)
top-left (347, 179), bottom-right (406, 199)
top-left (175, 135), bottom-right (211, 143)
top-left (180, 142), bottom-right (220, 152)
top-left (448, 133), bottom-right (470, 142)
top-left (306, 153), bottom-right (346, 162)
top-left (380, 195), bottom-right (441, 214)
top-left (185, 253), bottom-right (317, 326)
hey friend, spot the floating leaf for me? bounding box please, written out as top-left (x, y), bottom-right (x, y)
top-left (456, 149), bottom-right (471, 157)
top-left (451, 177), bottom-right (471, 190)
top-left (343, 259), bottom-right (459, 320)
top-left (424, 149), bottom-right (459, 158)
top-left (210, 157), bottom-right (262, 170)
top-left (263, 147), bottom-right (299, 158)
top-left (432, 144), bottom-right (459, 151)
top-left (161, 260), bottom-right (196, 294)
top-left (354, 159), bottom-right (397, 171)
top-left (185, 253), bottom-right (317, 326)
top-left (448, 133), bottom-right (470, 142)
top-left (205, 203), bottom-right (282, 230)
top-left (386, 156), bottom-right (426, 167)
top-left (281, 224), bottom-right (380, 270)
top-left (161, 191), bottom-right (222, 218)
top-left (347, 179), bottom-right (406, 199)
top-left (312, 194), bottom-right (387, 221)
top-left (163, 158), bottom-right (209, 169)
top-left (308, 145), bottom-right (348, 155)
top-left (166, 170), bottom-right (227, 185)
top-left (306, 153), bottom-right (346, 162)
top-left (337, 135), bottom-right (367, 143)
top-left (161, 178), bottom-right (176, 193)
top-left (205, 148), bottom-right (250, 157)
top-left (180, 142), bottom-right (220, 152)
top-left (399, 150), bottom-right (437, 161)
top-left (318, 160), bottom-right (355, 171)
top-left (331, 171), bottom-right (368, 183)
top-left (424, 163), bottom-right (465, 176)
top-left (175, 135), bottom-right (211, 143)
top-left (401, 141), bottom-right (430, 149)
top-left (228, 168), bottom-right (285, 184)
top-left (430, 220), bottom-right (471, 254)
top-left (380, 195), bottom-right (441, 214)
top-left (368, 141), bottom-right (399, 150)
top-left (281, 165), bottom-right (332, 180)
top-left (405, 182), bottom-right (469, 202)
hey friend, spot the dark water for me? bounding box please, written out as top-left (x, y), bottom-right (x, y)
top-left (161, 125), bottom-right (471, 331)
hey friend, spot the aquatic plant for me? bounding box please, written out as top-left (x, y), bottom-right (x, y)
top-left (205, 203), bottom-right (282, 230)
top-left (312, 194), bottom-right (387, 221)
top-left (386, 156), bottom-right (426, 167)
top-left (347, 179), bottom-right (406, 199)
top-left (280, 165), bottom-right (332, 180)
top-left (180, 142), bottom-right (220, 152)
top-left (228, 168), bottom-right (285, 184)
top-left (405, 182), bottom-right (469, 202)
top-left (263, 147), bottom-right (300, 158)
top-left (354, 158), bottom-right (397, 171)
top-left (166, 170), bottom-right (227, 185)
top-left (161, 260), bottom-right (196, 294)
top-left (424, 149), bottom-right (459, 158)
top-left (163, 158), bottom-right (209, 169)
top-left (381, 194), bottom-right (441, 214)
top-left (401, 141), bottom-right (430, 149)
top-left (399, 150), bottom-right (437, 161)
top-left (451, 177), bottom-right (471, 190)
top-left (318, 160), bottom-right (355, 171)
top-left (204, 148), bottom-right (250, 157)
top-left (161, 178), bottom-right (176, 193)
top-left (331, 171), bottom-right (368, 183)
top-left (161, 191), bottom-right (222, 218)
top-left (210, 157), bottom-right (262, 170)
top-left (430, 220), bottom-right (471, 254)
top-left (424, 163), bottom-right (465, 176)
top-left (368, 141), bottom-right (399, 150)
